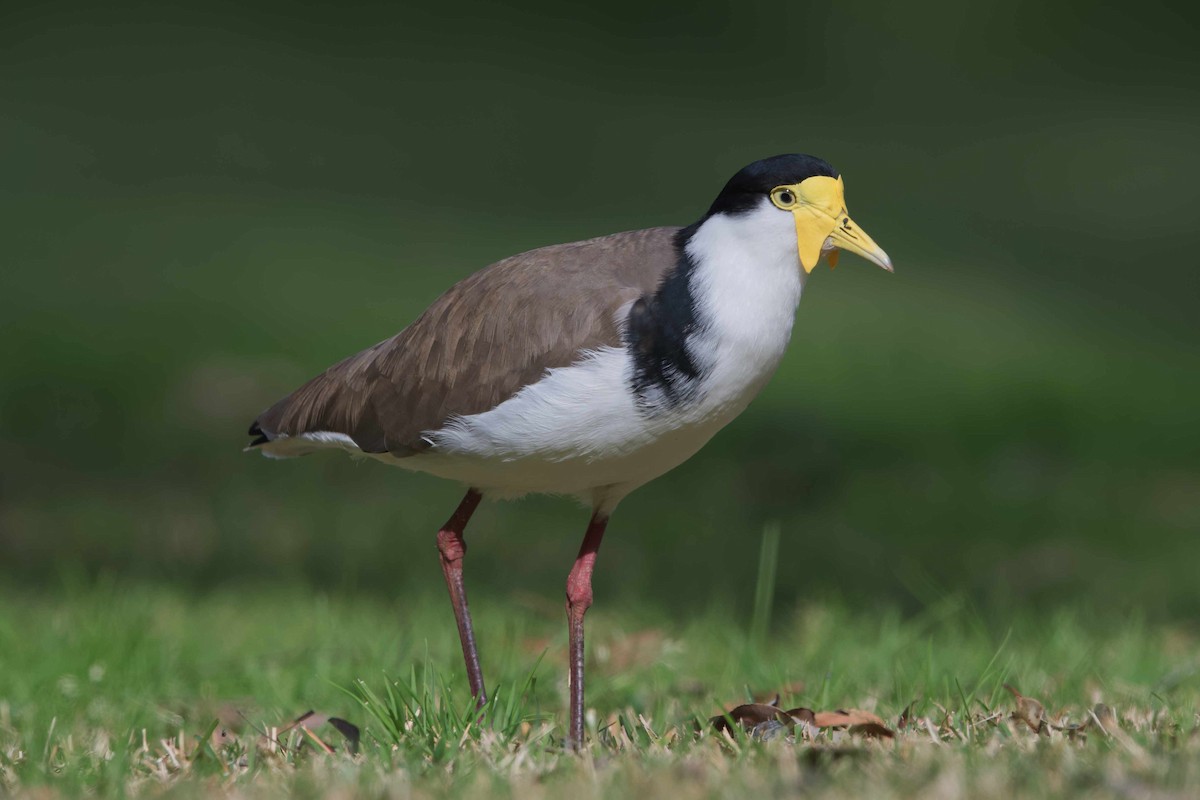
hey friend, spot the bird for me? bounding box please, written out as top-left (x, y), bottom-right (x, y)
top-left (246, 153), bottom-right (892, 747)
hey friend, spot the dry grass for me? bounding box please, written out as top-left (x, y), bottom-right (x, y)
top-left (45, 700), bottom-right (1199, 799)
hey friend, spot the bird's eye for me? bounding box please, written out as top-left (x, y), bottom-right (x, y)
top-left (770, 187), bottom-right (797, 209)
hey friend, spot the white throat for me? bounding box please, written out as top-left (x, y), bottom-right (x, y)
top-left (683, 201), bottom-right (807, 413)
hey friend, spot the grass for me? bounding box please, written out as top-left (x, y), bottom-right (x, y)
top-left (0, 581), bottom-right (1196, 797)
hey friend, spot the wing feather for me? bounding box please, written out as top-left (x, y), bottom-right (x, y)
top-left (250, 226), bottom-right (681, 455)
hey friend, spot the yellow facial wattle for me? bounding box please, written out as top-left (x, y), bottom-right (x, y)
top-left (769, 175), bottom-right (893, 274)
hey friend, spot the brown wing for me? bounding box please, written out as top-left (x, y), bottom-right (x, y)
top-left (249, 226), bottom-right (682, 455)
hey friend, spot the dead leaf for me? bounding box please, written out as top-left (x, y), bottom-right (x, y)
top-left (812, 708), bottom-right (895, 739)
top-left (711, 697), bottom-right (895, 739)
top-left (783, 707), bottom-right (816, 726)
top-left (781, 707), bottom-right (817, 740)
top-left (1004, 684), bottom-right (1046, 734)
top-left (710, 703), bottom-right (794, 734)
top-left (856, 717), bottom-right (893, 739)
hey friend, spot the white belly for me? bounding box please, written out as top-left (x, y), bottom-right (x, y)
top-left (387, 346), bottom-right (757, 510)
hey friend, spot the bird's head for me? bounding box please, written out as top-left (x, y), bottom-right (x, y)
top-left (706, 154), bottom-right (893, 274)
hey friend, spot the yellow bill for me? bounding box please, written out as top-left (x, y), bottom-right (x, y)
top-left (770, 175), bottom-right (893, 274)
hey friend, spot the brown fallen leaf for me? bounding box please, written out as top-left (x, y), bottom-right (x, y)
top-left (779, 707), bottom-right (817, 740)
top-left (710, 697), bottom-right (894, 739)
top-left (812, 708), bottom-right (895, 739)
top-left (1004, 684), bottom-right (1046, 734)
top-left (783, 707), bottom-right (816, 726)
top-left (710, 703), bottom-right (794, 734)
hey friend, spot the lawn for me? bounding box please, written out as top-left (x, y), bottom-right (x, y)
top-left (1, 583), bottom-right (1196, 797)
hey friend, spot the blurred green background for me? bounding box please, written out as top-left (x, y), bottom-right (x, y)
top-left (2, 0), bottom-right (1197, 618)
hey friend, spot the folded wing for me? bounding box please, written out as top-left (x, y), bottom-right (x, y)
top-left (248, 227), bottom-right (682, 456)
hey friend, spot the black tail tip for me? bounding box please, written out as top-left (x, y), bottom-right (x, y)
top-left (247, 420), bottom-right (270, 447)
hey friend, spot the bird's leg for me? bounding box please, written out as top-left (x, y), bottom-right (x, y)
top-left (436, 489), bottom-right (486, 708)
top-left (565, 512), bottom-right (609, 749)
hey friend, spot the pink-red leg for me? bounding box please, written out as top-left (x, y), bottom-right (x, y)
top-left (565, 512), bottom-right (609, 748)
top-left (436, 489), bottom-right (486, 708)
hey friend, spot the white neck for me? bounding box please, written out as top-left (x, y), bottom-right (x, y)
top-left (684, 202), bottom-right (807, 413)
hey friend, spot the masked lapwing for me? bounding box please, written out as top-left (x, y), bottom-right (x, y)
top-left (247, 154), bottom-right (892, 747)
